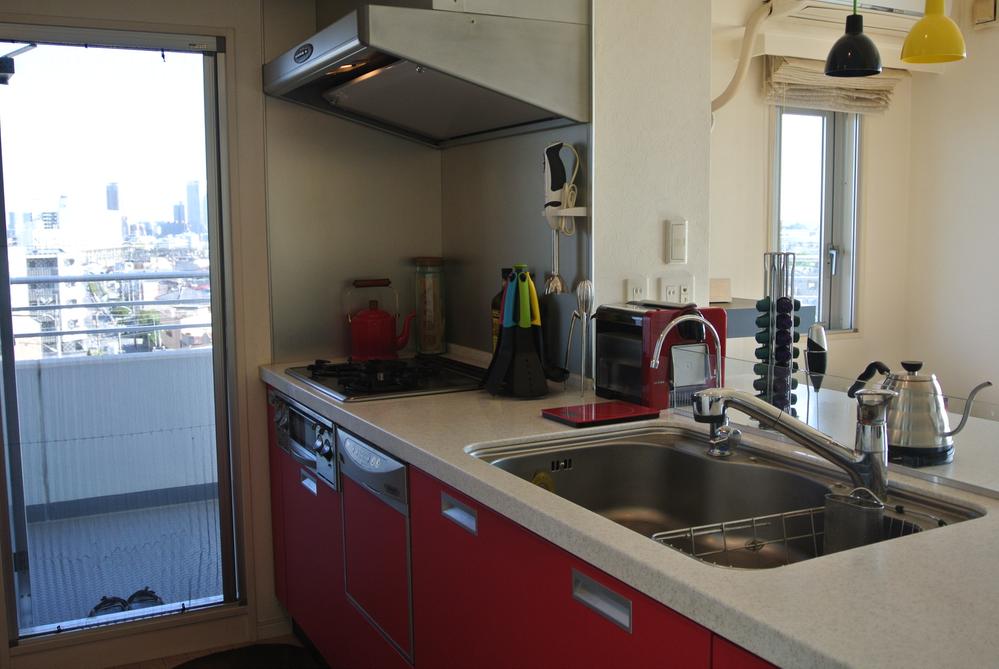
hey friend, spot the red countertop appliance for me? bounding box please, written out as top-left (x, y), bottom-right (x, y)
top-left (594, 301), bottom-right (726, 410)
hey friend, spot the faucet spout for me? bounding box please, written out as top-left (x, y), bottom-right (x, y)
top-left (692, 387), bottom-right (895, 500)
top-left (649, 314), bottom-right (723, 384)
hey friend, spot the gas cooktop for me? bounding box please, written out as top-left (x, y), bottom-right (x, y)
top-left (286, 355), bottom-right (485, 402)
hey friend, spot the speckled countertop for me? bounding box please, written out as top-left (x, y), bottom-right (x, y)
top-left (261, 362), bottom-right (999, 669)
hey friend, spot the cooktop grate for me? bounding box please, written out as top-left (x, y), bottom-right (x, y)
top-left (286, 355), bottom-right (484, 402)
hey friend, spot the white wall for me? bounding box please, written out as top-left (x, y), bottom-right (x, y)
top-left (710, 24), bottom-right (914, 384)
top-left (592, 0), bottom-right (712, 307)
top-left (906, 12), bottom-right (999, 398)
top-left (709, 52), bottom-right (768, 302)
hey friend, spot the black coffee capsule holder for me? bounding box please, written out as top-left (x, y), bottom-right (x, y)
top-left (754, 253), bottom-right (800, 416)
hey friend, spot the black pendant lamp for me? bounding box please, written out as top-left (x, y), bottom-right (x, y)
top-left (825, 0), bottom-right (882, 77)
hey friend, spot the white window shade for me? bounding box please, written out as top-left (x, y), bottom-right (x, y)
top-left (764, 56), bottom-right (908, 113)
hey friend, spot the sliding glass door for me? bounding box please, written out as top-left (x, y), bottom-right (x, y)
top-left (0, 26), bottom-right (235, 638)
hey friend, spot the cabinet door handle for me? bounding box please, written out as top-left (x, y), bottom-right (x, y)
top-left (300, 468), bottom-right (317, 496)
top-left (440, 491), bottom-right (477, 535)
top-left (571, 569), bottom-right (632, 633)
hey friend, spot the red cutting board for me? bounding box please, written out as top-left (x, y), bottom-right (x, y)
top-left (541, 400), bottom-right (661, 428)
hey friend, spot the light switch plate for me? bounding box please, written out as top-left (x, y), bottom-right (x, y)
top-left (667, 219), bottom-right (688, 264)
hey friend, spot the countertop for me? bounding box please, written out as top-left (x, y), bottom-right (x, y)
top-left (724, 372), bottom-right (999, 494)
top-left (261, 361), bottom-right (999, 668)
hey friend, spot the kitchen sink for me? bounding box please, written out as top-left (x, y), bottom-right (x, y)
top-left (469, 426), bottom-right (981, 569)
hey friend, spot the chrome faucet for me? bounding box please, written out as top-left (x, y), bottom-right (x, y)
top-left (649, 314), bottom-right (723, 376)
top-left (649, 314), bottom-right (730, 414)
top-left (691, 387), bottom-right (896, 500)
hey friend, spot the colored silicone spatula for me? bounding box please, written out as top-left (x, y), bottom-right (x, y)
top-left (510, 271), bottom-right (548, 398)
top-left (484, 275), bottom-right (519, 394)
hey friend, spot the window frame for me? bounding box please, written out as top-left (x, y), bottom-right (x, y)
top-left (0, 23), bottom-right (237, 642)
top-left (771, 106), bottom-right (861, 332)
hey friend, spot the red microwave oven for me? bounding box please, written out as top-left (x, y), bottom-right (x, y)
top-left (594, 302), bottom-right (726, 410)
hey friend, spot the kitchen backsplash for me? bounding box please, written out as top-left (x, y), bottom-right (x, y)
top-left (441, 124), bottom-right (590, 370)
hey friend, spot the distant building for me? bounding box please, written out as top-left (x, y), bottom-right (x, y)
top-left (40, 211), bottom-right (58, 230)
top-left (173, 203), bottom-right (185, 226)
top-left (16, 213), bottom-right (34, 249)
top-left (186, 181), bottom-right (202, 233)
top-left (24, 253), bottom-right (84, 357)
top-left (106, 182), bottom-right (119, 211)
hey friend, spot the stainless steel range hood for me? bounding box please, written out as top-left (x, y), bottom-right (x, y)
top-left (262, 2), bottom-right (590, 148)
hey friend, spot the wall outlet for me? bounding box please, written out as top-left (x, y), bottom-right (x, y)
top-left (625, 277), bottom-right (647, 302)
top-left (655, 272), bottom-right (694, 304)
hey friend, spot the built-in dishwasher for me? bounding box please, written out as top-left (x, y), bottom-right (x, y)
top-left (338, 429), bottom-right (413, 662)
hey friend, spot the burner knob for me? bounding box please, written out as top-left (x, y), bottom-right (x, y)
top-left (315, 430), bottom-right (334, 458)
top-left (319, 439), bottom-right (333, 459)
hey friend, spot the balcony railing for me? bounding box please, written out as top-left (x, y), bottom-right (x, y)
top-left (8, 270), bottom-right (212, 351)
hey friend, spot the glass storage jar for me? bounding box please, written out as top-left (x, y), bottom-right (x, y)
top-left (414, 257), bottom-right (445, 354)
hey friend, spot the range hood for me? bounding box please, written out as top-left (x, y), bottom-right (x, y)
top-left (262, 1), bottom-right (590, 148)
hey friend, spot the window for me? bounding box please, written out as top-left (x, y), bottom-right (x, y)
top-left (772, 107), bottom-right (860, 331)
top-left (0, 26), bottom-right (235, 640)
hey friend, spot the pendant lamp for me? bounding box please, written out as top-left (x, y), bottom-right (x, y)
top-left (901, 0), bottom-right (966, 63)
top-left (825, 0), bottom-right (882, 77)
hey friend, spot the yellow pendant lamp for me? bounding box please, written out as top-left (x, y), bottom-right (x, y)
top-left (901, 0), bottom-right (966, 63)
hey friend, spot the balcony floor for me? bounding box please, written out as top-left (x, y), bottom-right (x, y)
top-left (24, 498), bottom-right (222, 628)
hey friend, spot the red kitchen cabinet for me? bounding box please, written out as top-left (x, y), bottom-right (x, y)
top-left (280, 454), bottom-right (341, 641)
top-left (266, 389), bottom-right (345, 662)
top-left (410, 468), bottom-right (711, 669)
top-left (341, 475), bottom-right (413, 659)
top-left (294, 478), bottom-right (344, 652)
top-left (712, 635), bottom-right (775, 669)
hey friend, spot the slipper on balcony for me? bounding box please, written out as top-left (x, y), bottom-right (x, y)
top-left (87, 595), bottom-right (128, 617)
top-left (126, 586), bottom-right (164, 610)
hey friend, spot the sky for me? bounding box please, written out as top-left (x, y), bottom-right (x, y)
top-left (0, 43), bottom-right (207, 224)
top-left (779, 113), bottom-right (824, 232)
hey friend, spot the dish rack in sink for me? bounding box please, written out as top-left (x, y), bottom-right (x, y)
top-left (651, 506), bottom-right (926, 569)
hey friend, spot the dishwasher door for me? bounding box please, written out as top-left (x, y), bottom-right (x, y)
top-left (338, 429), bottom-right (413, 661)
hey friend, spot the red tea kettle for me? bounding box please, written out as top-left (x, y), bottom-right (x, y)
top-left (346, 279), bottom-right (415, 361)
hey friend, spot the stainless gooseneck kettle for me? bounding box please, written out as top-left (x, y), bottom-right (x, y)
top-left (848, 360), bottom-right (992, 467)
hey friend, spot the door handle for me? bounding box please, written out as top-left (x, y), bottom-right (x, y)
top-left (440, 491), bottom-right (477, 535)
top-left (300, 468), bottom-right (317, 496)
top-left (288, 439), bottom-right (316, 469)
top-left (828, 245), bottom-right (840, 277)
top-left (571, 569), bottom-right (632, 633)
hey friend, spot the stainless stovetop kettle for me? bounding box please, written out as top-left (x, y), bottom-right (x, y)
top-left (847, 360), bottom-right (992, 467)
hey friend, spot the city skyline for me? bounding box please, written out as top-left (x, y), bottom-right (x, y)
top-left (0, 42), bottom-right (213, 359)
top-left (4, 177), bottom-right (208, 258)
top-left (0, 43), bottom-right (206, 224)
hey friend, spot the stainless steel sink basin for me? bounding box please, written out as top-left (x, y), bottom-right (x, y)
top-left (469, 426), bottom-right (981, 569)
